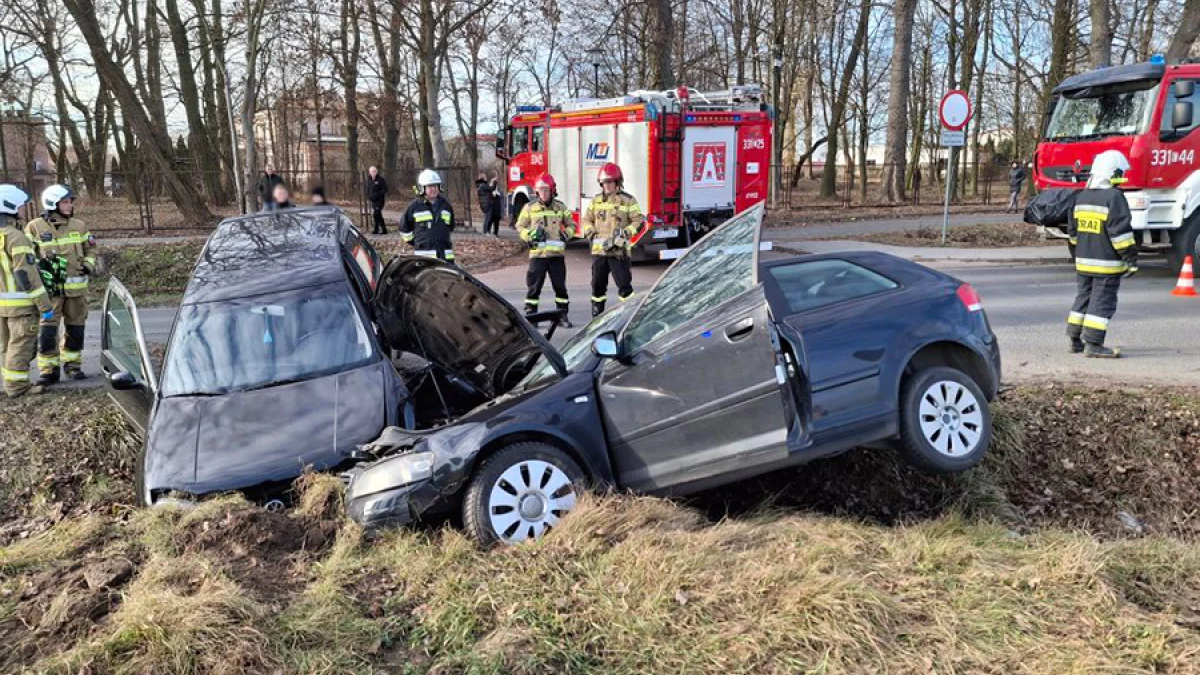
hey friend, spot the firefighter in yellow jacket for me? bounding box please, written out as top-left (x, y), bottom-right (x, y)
top-left (516, 173), bottom-right (572, 326)
top-left (580, 162), bottom-right (644, 317)
top-left (26, 185), bottom-right (97, 383)
top-left (0, 184), bottom-right (54, 397)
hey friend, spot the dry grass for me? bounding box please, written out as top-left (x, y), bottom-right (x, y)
top-left (6, 386), bottom-right (1200, 672)
top-left (818, 222), bottom-right (1048, 248)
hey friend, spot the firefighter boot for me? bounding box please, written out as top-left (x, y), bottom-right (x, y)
top-left (591, 301), bottom-right (605, 318)
top-left (1084, 343), bottom-right (1121, 359)
top-left (557, 304), bottom-right (572, 329)
top-left (36, 323), bottom-right (60, 385)
top-left (1069, 338), bottom-right (1085, 354)
top-left (63, 324), bottom-right (86, 380)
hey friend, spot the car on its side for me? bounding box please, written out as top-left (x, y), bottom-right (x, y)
top-left (343, 204), bottom-right (1002, 544)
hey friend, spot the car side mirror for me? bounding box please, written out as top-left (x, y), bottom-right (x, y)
top-left (1175, 80), bottom-right (1195, 99)
top-left (1174, 101), bottom-right (1194, 131)
top-left (110, 371), bottom-right (143, 391)
top-left (592, 331), bottom-right (621, 359)
top-left (495, 128), bottom-right (509, 160)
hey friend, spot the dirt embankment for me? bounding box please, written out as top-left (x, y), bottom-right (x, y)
top-left (5, 384), bottom-right (1200, 672)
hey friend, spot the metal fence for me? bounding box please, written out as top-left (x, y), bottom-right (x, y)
top-left (0, 165), bottom-right (483, 237)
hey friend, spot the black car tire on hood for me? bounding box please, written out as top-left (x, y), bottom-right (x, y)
top-left (463, 442), bottom-right (585, 545)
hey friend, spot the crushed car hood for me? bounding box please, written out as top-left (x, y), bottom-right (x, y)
top-left (372, 256), bottom-right (566, 398)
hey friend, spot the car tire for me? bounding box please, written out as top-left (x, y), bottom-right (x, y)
top-left (897, 366), bottom-right (992, 474)
top-left (462, 442), bottom-right (585, 546)
top-left (1168, 211), bottom-right (1200, 274)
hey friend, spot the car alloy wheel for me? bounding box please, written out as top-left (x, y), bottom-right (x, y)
top-left (487, 459), bottom-right (578, 543)
top-left (917, 379), bottom-right (984, 457)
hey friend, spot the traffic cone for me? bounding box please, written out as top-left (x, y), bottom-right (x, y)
top-left (1173, 255), bottom-right (1198, 296)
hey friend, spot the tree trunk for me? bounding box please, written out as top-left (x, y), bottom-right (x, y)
top-left (62, 0), bottom-right (213, 220)
top-left (1166, 0), bottom-right (1200, 63)
top-left (165, 0), bottom-right (225, 202)
top-left (339, 0), bottom-right (361, 179)
top-left (879, 0), bottom-right (916, 202)
top-left (647, 0), bottom-right (675, 88)
top-left (1047, 0), bottom-right (1073, 93)
top-left (1089, 0), bottom-right (1112, 67)
top-left (819, 0), bottom-right (870, 198)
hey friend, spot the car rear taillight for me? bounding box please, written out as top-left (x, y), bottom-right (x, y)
top-left (957, 283), bottom-right (983, 312)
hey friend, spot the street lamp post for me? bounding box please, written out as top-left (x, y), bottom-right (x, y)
top-left (586, 48), bottom-right (603, 97)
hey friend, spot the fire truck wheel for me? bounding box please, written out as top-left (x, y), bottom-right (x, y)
top-left (1168, 211), bottom-right (1200, 274)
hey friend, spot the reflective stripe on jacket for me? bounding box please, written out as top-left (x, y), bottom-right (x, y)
top-left (517, 199), bottom-right (572, 258)
top-left (580, 191), bottom-right (644, 257)
top-left (1068, 188), bottom-right (1136, 276)
top-left (25, 213), bottom-right (96, 297)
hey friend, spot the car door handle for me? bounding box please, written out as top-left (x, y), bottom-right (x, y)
top-left (724, 317), bottom-right (755, 341)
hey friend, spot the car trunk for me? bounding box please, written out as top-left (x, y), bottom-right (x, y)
top-left (372, 256), bottom-right (566, 428)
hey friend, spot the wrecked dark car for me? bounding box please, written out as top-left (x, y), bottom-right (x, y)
top-left (101, 207), bottom-right (555, 507)
top-left (344, 204), bottom-right (1002, 544)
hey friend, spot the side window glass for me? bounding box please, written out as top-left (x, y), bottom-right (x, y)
top-left (511, 127), bottom-right (530, 154)
top-left (623, 209), bottom-right (760, 353)
top-left (767, 259), bottom-right (897, 314)
top-left (1162, 79), bottom-right (1200, 135)
top-left (532, 126), bottom-right (545, 152)
top-left (105, 291), bottom-right (149, 383)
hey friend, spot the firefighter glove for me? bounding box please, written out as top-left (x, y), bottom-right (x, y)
top-left (531, 227), bottom-right (547, 244)
top-left (1123, 265), bottom-right (1139, 278)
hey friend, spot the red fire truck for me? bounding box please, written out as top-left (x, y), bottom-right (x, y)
top-left (495, 86), bottom-right (773, 260)
top-left (1034, 57), bottom-right (1200, 272)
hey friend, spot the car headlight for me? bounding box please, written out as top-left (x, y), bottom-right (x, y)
top-left (351, 451), bottom-right (435, 498)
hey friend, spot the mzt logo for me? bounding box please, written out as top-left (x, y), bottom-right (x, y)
top-left (586, 142), bottom-right (611, 160)
top-left (584, 141), bottom-right (611, 170)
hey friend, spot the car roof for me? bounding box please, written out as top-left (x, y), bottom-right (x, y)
top-left (183, 207), bottom-right (355, 304)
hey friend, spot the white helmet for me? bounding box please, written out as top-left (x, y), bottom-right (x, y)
top-left (1087, 150), bottom-right (1131, 189)
top-left (417, 169), bottom-right (442, 188)
top-left (41, 184), bottom-right (75, 212)
top-left (0, 184), bottom-right (29, 216)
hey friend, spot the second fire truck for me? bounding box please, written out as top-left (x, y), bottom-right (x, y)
top-left (496, 85), bottom-right (773, 260)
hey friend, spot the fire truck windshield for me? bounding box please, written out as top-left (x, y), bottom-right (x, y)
top-left (1045, 82), bottom-right (1160, 141)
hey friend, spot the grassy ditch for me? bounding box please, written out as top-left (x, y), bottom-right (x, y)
top-left (4, 384), bottom-right (1200, 673)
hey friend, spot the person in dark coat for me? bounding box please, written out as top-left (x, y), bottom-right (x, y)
top-left (256, 166), bottom-right (286, 210)
top-left (366, 166), bottom-right (389, 234)
top-left (1007, 161), bottom-right (1027, 213)
top-left (475, 172), bottom-right (501, 235)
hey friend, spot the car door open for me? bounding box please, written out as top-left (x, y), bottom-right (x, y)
top-left (596, 204), bottom-right (792, 492)
top-left (100, 277), bottom-right (158, 435)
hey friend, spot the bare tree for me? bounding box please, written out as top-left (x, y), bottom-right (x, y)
top-left (1166, 0), bottom-right (1200, 62)
top-left (880, 0), bottom-right (918, 202)
top-left (819, 0), bottom-right (870, 198)
top-left (1089, 0), bottom-right (1112, 67)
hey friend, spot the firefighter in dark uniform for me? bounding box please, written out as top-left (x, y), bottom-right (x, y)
top-left (580, 162), bottom-right (644, 316)
top-left (1066, 150), bottom-right (1138, 358)
top-left (0, 184), bottom-right (54, 397)
top-left (400, 169), bottom-right (456, 263)
top-left (26, 184), bottom-right (96, 383)
top-left (516, 173), bottom-right (572, 327)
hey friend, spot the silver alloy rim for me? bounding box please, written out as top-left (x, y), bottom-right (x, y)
top-left (918, 380), bottom-right (984, 457)
top-left (488, 459), bottom-right (577, 543)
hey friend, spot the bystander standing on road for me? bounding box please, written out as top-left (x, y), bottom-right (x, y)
top-left (1007, 161), bottom-right (1027, 213)
top-left (366, 166), bottom-right (389, 234)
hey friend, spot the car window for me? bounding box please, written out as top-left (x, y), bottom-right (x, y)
top-left (343, 227), bottom-right (380, 290)
top-left (105, 289), bottom-right (150, 384)
top-left (511, 126), bottom-right (530, 155)
top-left (1161, 79), bottom-right (1200, 135)
top-left (767, 259), bottom-right (898, 314)
top-left (622, 206), bottom-right (761, 353)
top-left (161, 282), bottom-right (375, 396)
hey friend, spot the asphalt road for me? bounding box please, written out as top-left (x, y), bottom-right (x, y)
top-left (77, 247), bottom-right (1200, 391)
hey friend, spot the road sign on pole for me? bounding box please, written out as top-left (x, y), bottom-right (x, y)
top-left (939, 91), bottom-right (974, 244)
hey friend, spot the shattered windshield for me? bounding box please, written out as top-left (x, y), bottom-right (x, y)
top-left (162, 282), bottom-right (375, 396)
top-left (1045, 83), bottom-right (1160, 140)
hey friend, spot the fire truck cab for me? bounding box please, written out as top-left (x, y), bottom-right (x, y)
top-left (495, 86), bottom-right (773, 260)
top-left (1035, 58), bottom-right (1200, 272)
